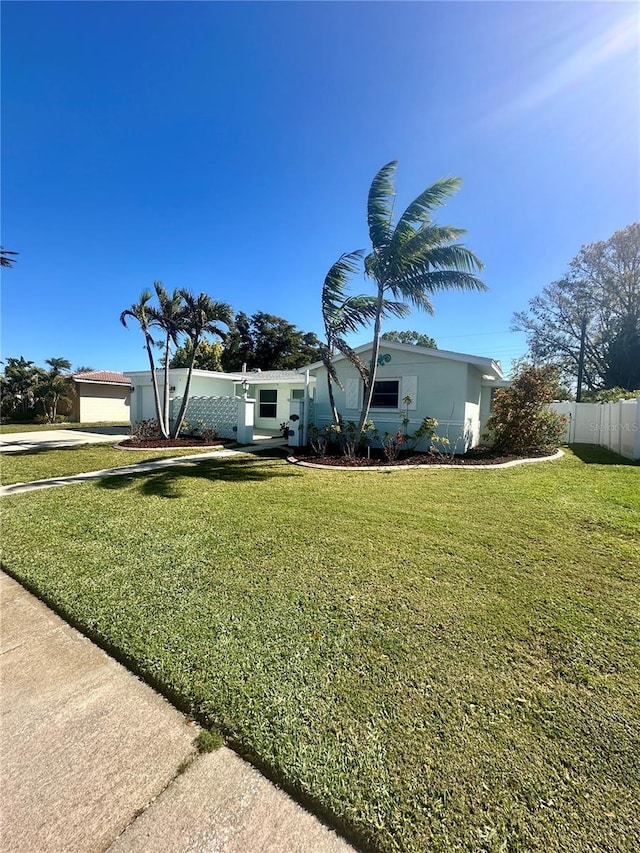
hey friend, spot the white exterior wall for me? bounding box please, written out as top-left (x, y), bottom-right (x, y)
top-left (126, 370), bottom-right (238, 423)
top-left (77, 384), bottom-right (131, 423)
top-left (249, 383), bottom-right (306, 430)
top-left (550, 398), bottom-right (640, 460)
top-left (313, 346), bottom-right (487, 449)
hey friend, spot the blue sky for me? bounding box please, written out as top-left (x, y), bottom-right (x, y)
top-left (2, 1), bottom-right (638, 375)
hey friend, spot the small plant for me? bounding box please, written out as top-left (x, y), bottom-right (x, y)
top-left (308, 423), bottom-right (328, 456)
top-left (201, 426), bottom-right (218, 444)
top-left (130, 419), bottom-right (161, 441)
top-left (280, 422), bottom-right (290, 438)
top-left (194, 729), bottom-right (223, 753)
top-left (381, 429), bottom-right (404, 462)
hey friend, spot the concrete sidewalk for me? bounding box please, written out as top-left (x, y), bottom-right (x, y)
top-left (0, 442), bottom-right (289, 498)
top-left (0, 572), bottom-right (356, 852)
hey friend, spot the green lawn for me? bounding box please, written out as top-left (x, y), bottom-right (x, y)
top-left (0, 445), bottom-right (221, 486)
top-left (1, 447), bottom-right (638, 852)
top-left (0, 421), bottom-right (129, 434)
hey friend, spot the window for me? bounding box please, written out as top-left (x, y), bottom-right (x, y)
top-left (290, 388), bottom-right (304, 400)
top-left (371, 379), bottom-right (399, 409)
top-left (259, 389), bottom-right (277, 418)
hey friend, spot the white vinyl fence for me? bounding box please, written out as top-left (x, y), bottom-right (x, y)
top-left (550, 398), bottom-right (640, 460)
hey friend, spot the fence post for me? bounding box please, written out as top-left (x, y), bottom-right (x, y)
top-left (633, 397), bottom-right (640, 461)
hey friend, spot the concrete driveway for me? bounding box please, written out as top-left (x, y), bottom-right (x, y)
top-left (0, 426), bottom-right (131, 453)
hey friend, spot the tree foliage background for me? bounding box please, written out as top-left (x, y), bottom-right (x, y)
top-left (513, 223), bottom-right (640, 392)
top-left (219, 311), bottom-right (322, 372)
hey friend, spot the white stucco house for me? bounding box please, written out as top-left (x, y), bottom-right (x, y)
top-left (125, 341), bottom-right (507, 448)
top-left (302, 340), bottom-right (508, 450)
top-left (125, 367), bottom-right (315, 441)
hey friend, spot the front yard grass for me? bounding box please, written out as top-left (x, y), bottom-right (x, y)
top-left (0, 444), bottom-right (222, 486)
top-left (1, 448), bottom-right (638, 852)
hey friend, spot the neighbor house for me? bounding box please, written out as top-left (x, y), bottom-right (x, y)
top-left (70, 371), bottom-right (131, 424)
top-left (302, 340), bottom-right (508, 451)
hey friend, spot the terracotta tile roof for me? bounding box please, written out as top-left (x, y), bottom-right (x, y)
top-left (73, 371), bottom-right (132, 385)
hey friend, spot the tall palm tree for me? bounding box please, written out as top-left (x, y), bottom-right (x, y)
top-left (151, 281), bottom-right (184, 435)
top-left (120, 291), bottom-right (169, 437)
top-left (357, 161), bottom-right (486, 437)
top-left (170, 291), bottom-right (232, 438)
top-left (321, 251), bottom-right (408, 427)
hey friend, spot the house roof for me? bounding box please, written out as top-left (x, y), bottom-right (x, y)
top-left (299, 339), bottom-right (504, 380)
top-left (238, 370), bottom-right (311, 385)
top-left (73, 371), bottom-right (132, 386)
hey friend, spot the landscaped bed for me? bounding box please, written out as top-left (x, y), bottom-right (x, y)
top-left (1, 447), bottom-right (638, 852)
top-left (290, 445), bottom-right (559, 468)
top-left (118, 436), bottom-right (234, 450)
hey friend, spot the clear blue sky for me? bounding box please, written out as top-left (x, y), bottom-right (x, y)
top-left (2, 1), bottom-right (638, 375)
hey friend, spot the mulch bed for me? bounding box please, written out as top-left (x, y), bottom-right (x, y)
top-left (118, 436), bottom-right (234, 450)
top-left (291, 446), bottom-right (557, 468)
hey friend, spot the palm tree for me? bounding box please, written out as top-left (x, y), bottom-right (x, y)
top-left (120, 291), bottom-right (169, 437)
top-left (0, 247), bottom-right (18, 268)
top-left (170, 291), bottom-right (232, 438)
top-left (151, 281), bottom-right (184, 435)
top-left (357, 161), bottom-right (486, 437)
top-left (36, 358), bottom-right (73, 422)
top-left (321, 251), bottom-right (408, 427)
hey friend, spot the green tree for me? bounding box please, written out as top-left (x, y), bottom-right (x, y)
top-left (152, 282), bottom-right (184, 435)
top-left (358, 161), bottom-right (486, 438)
top-left (381, 330), bottom-right (437, 348)
top-left (220, 312), bottom-right (322, 371)
top-left (169, 338), bottom-right (224, 372)
top-left (170, 292), bottom-right (232, 438)
top-left (513, 223), bottom-right (640, 392)
top-left (0, 357), bottom-right (44, 420)
top-left (485, 365), bottom-right (565, 454)
top-left (120, 291), bottom-right (170, 437)
top-left (35, 358), bottom-right (73, 422)
top-left (321, 252), bottom-right (408, 428)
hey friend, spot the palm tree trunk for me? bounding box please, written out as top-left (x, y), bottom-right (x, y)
top-left (327, 373), bottom-right (340, 428)
top-left (145, 334), bottom-right (168, 438)
top-left (357, 285), bottom-right (385, 438)
top-left (163, 336), bottom-right (171, 436)
top-left (170, 336), bottom-right (199, 438)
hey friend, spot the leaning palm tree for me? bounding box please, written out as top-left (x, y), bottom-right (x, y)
top-left (321, 251), bottom-right (408, 427)
top-left (170, 291), bottom-right (233, 438)
top-left (357, 161), bottom-right (487, 437)
top-left (120, 291), bottom-right (169, 438)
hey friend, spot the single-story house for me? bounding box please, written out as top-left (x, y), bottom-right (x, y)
top-left (125, 367), bottom-right (315, 439)
top-left (70, 371), bottom-right (131, 424)
top-left (301, 340), bottom-right (508, 451)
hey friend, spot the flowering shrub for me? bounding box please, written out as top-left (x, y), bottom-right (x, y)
top-left (485, 365), bottom-right (565, 454)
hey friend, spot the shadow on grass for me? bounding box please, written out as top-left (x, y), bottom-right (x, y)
top-left (98, 454), bottom-right (299, 498)
top-left (569, 443), bottom-right (639, 466)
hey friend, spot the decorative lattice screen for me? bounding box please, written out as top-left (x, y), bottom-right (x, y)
top-left (171, 396), bottom-right (239, 439)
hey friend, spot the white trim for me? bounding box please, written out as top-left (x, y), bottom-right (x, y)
top-left (299, 339), bottom-right (503, 379)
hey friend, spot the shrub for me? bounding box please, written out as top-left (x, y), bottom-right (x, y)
top-left (130, 419), bottom-right (161, 441)
top-left (485, 366), bottom-right (565, 454)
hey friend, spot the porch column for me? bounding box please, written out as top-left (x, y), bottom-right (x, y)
top-left (236, 398), bottom-right (255, 444)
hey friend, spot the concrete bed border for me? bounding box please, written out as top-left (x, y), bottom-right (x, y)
top-left (287, 448), bottom-right (564, 471)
